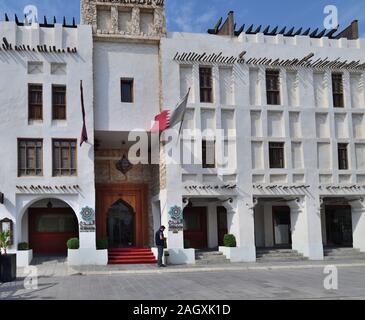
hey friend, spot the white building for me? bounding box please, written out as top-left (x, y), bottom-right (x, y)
top-left (0, 0), bottom-right (365, 265)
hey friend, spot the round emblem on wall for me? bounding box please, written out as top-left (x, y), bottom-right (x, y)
top-left (169, 206), bottom-right (182, 221)
top-left (80, 206), bottom-right (95, 222)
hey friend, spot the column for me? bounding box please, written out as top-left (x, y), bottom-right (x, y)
top-left (288, 197), bottom-right (324, 260)
top-left (263, 203), bottom-right (274, 247)
top-left (349, 199), bottom-right (365, 252)
top-left (207, 204), bottom-right (218, 249)
top-left (221, 197), bottom-right (256, 262)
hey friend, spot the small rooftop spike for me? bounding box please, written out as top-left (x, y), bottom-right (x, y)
top-left (269, 26), bottom-right (279, 35)
top-left (302, 28), bottom-right (311, 36)
top-left (263, 25), bottom-right (270, 34)
top-left (54, 16), bottom-right (57, 24)
top-left (246, 24), bottom-right (254, 33)
top-left (294, 27), bottom-right (303, 36)
top-left (278, 27), bottom-right (286, 34)
top-left (285, 27), bottom-right (295, 36)
top-left (5, 13), bottom-right (9, 22)
top-left (254, 25), bottom-right (262, 33)
top-left (326, 28), bottom-right (338, 38)
top-left (72, 17), bottom-right (76, 27)
top-left (63, 16), bottom-right (66, 26)
top-left (310, 28), bottom-right (319, 37)
top-left (15, 14), bottom-right (19, 25)
top-left (214, 17), bottom-right (223, 30)
top-left (317, 29), bottom-right (327, 38)
top-left (234, 24), bottom-right (244, 36)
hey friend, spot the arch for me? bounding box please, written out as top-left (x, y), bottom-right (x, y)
top-left (18, 195), bottom-right (80, 223)
top-left (21, 197), bottom-right (79, 255)
top-left (107, 199), bottom-right (135, 248)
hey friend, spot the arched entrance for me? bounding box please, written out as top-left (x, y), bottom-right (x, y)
top-left (107, 200), bottom-right (135, 248)
top-left (96, 184), bottom-right (149, 248)
top-left (27, 199), bottom-right (79, 255)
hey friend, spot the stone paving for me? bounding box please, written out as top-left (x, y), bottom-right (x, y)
top-left (0, 257), bottom-right (364, 300)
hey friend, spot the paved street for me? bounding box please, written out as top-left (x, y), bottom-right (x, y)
top-left (1, 263), bottom-right (365, 300)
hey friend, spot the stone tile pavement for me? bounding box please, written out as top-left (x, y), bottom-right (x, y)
top-left (1, 264), bottom-right (365, 300)
top-left (14, 255), bottom-right (365, 278)
top-left (0, 256), bottom-right (364, 300)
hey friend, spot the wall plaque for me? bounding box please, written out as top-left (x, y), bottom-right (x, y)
top-left (80, 206), bottom-right (96, 232)
top-left (168, 206), bottom-right (183, 233)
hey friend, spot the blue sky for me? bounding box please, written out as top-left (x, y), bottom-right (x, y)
top-left (0, 0), bottom-right (364, 36)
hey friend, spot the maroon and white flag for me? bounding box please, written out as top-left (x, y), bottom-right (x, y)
top-left (80, 80), bottom-right (88, 147)
top-left (150, 88), bottom-right (190, 134)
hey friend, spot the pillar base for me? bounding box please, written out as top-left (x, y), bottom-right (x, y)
top-left (219, 246), bottom-right (256, 262)
top-left (166, 248), bottom-right (196, 265)
top-left (293, 243), bottom-right (324, 260)
top-left (354, 241), bottom-right (365, 253)
top-left (67, 249), bottom-right (108, 266)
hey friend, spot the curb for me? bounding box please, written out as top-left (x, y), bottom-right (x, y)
top-left (80, 262), bottom-right (365, 276)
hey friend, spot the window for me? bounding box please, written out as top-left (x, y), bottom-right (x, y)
top-left (266, 70), bottom-right (281, 105)
top-left (269, 142), bottom-right (285, 168)
top-left (338, 143), bottom-right (349, 170)
top-left (52, 85), bottom-right (66, 120)
top-left (28, 84), bottom-right (43, 120)
top-left (202, 140), bottom-right (215, 168)
top-left (121, 78), bottom-right (134, 103)
top-left (199, 67), bottom-right (213, 103)
top-left (332, 73), bottom-right (344, 108)
top-left (18, 139), bottom-right (43, 176)
top-left (36, 213), bottom-right (78, 233)
top-left (52, 139), bottom-right (77, 176)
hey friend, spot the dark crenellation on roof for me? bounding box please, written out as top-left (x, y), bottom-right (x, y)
top-left (3, 13), bottom-right (78, 28)
top-left (208, 11), bottom-right (359, 40)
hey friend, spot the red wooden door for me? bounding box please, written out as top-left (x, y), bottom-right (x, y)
top-left (217, 206), bottom-right (228, 246)
top-left (29, 208), bottom-right (78, 255)
top-left (96, 184), bottom-right (149, 248)
top-left (183, 207), bottom-right (208, 249)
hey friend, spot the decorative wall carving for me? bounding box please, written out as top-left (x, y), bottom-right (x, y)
top-left (81, 0), bottom-right (166, 38)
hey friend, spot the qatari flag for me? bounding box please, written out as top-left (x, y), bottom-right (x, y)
top-left (150, 88), bottom-right (190, 134)
top-left (80, 80), bottom-right (88, 147)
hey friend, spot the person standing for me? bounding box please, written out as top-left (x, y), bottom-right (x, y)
top-left (155, 226), bottom-right (167, 267)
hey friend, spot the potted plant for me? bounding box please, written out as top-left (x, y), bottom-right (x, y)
top-left (17, 242), bottom-right (33, 267)
top-left (67, 238), bottom-right (80, 265)
top-left (0, 230), bottom-right (17, 282)
top-left (223, 234), bottom-right (237, 247)
top-left (219, 234), bottom-right (256, 262)
top-left (96, 238), bottom-right (109, 250)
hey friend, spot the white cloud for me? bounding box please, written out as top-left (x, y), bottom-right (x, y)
top-left (168, 0), bottom-right (217, 32)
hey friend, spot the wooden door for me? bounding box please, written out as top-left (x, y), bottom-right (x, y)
top-left (29, 208), bottom-right (78, 255)
top-left (326, 205), bottom-right (353, 247)
top-left (183, 207), bottom-right (208, 249)
top-left (272, 206), bottom-right (292, 247)
top-left (96, 184), bottom-right (149, 248)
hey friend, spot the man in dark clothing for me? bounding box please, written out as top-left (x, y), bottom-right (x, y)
top-left (155, 226), bottom-right (166, 267)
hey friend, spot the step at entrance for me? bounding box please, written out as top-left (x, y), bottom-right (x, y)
top-left (256, 248), bottom-right (307, 262)
top-left (108, 248), bottom-right (157, 265)
top-left (195, 250), bottom-right (230, 265)
top-left (324, 247), bottom-right (365, 261)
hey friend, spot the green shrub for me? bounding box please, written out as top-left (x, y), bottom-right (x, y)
top-left (96, 238), bottom-right (109, 250)
top-left (18, 242), bottom-right (29, 251)
top-left (67, 238), bottom-right (80, 250)
top-left (184, 239), bottom-right (191, 249)
top-left (223, 234), bottom-right (237, 247)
